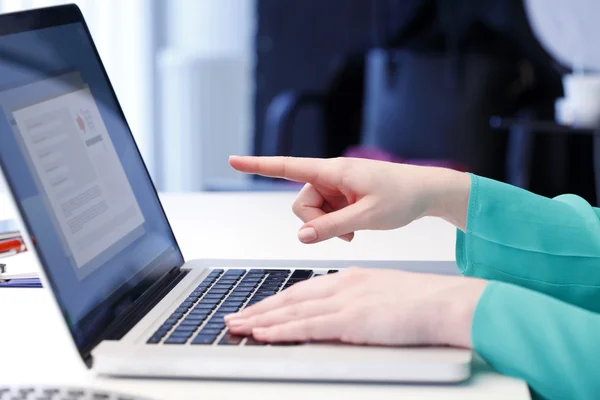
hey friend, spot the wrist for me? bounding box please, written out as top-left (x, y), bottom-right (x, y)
top-left (424, 169), bottom-right (471, 231)
top-left (428, 278), bottom-right (488, 348)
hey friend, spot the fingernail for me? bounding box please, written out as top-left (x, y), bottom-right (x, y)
top-left (228, 319), bottom-right (246, 328)
top-left (225, 313), bottom-right (240, 321)
top-left (298, 227), bottom-right (317, 243)
top-left (340, 235), bottom-right (351, 242)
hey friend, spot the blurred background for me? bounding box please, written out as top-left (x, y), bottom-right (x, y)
top-left (1, 0), bottom-right (600, 205)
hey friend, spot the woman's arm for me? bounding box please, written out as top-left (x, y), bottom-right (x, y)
top-left (473, 281), bottom-right (600, 399)
top-left (229, 157), bottom-right (600, 399)
top-left (454, 174), bottom-right (600, 313)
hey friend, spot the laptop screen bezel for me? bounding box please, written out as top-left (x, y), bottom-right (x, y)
top-left (0, 4), bottom-right (185, 364)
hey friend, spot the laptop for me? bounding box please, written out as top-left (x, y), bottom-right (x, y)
top-left (0, 5), bottom-right (471, 383)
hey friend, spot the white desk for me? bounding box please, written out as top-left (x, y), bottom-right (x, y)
top-left (0, 193), bottom-right (530, 399)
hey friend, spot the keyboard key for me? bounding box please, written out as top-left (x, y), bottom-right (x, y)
top-left (208, 269), bottom-right (224, 277)
top-left (198, 298), bottom-right (221, 304)
top-left (245, 337), bottom-right (266, 346)
top-left (221, 302), bottom-right (244, 309)
top-left (251, 294), bottom-right (269, 299)
top-left (234, 290), bottom-right (256, 295)
top-left (204, 294), bottom-right (225, 300)
top-left (185, 319), bottom-right (208, 326)
top-left (224, 269), bottom-right (246, 275)
top-left (211, 286), bottom-right (234, 292)
top-left (165, 337), bottom-right (188, 344)
top-left (212, 311), bottom-right (229, 317)
top-left (208, 317), bottom-right (226, 325)
top-left (255, 289), bottom-right (276, 295)
top-left (264, 275), bottom-right (285, 281)
top-left (194, 303), bottom-right (216, 310)
top-left (245, 275), bottom-right (265, 281)
top-left (203, 322), bottom-right (225, 330)
top-left (185, 315), bottom-right (208, 322)
top-left (191, 334), bottom-right (217, 345)
top-left (267, 269), bottom-right (290, 275)
top-left (259, 282), bottom-right (281, 288)
top-left (219, 333), bottom-right (244, 345)
top-left (200, 328), bottom-right (224, 335)
top-left (214, 280), bottom-right (236, 285)
top-left (147, 335), bottom-right (162, 344)
top-left (229, 289), bottom-right (253, 297)
top-left (263, 282), bottom-right (284, 288)
top-left (236, 282), bottom-right (258, 287)
top-left (155, 326), bottom-right (171, 335)
top-left (226, 296), bottom-right (248, 302)
top-left (217, 306), bottom-right (240, 313)
top-left (170, 311), bottom-right (185, 319)
top-left (181, 301), bottom-right (194, 308)
top-left (154, 331), bottom-right (170, 340)
top-left (180, 320), bottom-right (203, 327)
top-left (207, 289), bottom-right (229, 294)
top-left (232, 284), bottom-right (253, 289)
top-left (246, 269), bottom-right (265, 275)
top-left (165, 317), bottom-right (179, 325)
top-left (216, 279), bottom-right (238, 285)
top-left (190, 307), bottom-right (211, 314)
top-left (171, 330), bottom-right (194, 338)
top-left (328, 269), bottom-right (339, 274)
top-left (241, 276), bottom-right (262, 281)
top-left (174, 325), bottom-right (198, 332)
top-left (175, 306), bottom-right (188, 313)
top-left (186, 315), bottom-right (209, 322)
top-left (290, 270), bottom-right (313, 279)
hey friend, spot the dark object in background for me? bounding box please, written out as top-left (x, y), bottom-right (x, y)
top-left (254, 0), bottom-right (595, 203)
top-left (359, 47), bottom-right (520, 180)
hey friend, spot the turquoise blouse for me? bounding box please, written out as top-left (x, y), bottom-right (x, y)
top-left (458, 174), bottom-right (600, 399)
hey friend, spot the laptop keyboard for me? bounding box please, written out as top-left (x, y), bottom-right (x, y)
top-left (0, 385), bottom-right (154, 400)
top-left (146, 269), bottom-right (338, 346)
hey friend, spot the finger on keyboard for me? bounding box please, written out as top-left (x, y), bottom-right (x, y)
top-left (226, 272), bottom-right (339, 321)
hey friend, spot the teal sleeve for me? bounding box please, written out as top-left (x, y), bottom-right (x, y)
top-left (456, 174), bottom-right (600, 313)
top-left (456, 174), bottom-right (600, 399)
top-left (473, 281), bottom-right (600, 399)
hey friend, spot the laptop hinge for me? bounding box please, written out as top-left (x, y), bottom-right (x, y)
top-left (104, 267), bottom-right (188, 340)
top-left (85, 267), bottom-right (188, 366)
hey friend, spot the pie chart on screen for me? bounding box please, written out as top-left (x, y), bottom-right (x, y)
top-left (76, 112), bottom-right (86, 134)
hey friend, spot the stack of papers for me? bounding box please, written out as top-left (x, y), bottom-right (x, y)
top-left (0, 253), bottom-right (40, 287)
top-left (0, 184), bottom-right (40, 287)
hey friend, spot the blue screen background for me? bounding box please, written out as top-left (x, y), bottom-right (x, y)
top-left (0, 23), bottom-right (183, 334)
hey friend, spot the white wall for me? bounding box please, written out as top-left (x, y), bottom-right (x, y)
top-left (157, 0), bottom-right (255, 191)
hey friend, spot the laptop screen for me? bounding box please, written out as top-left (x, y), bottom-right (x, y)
top-left (0, 7), bottom-right (184, 355)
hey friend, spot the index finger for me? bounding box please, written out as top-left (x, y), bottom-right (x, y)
top-left (229, 156), bottom-right (324, 183)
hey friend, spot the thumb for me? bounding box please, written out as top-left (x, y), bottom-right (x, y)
top-left (297, 203), bottom-right (367, 244)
